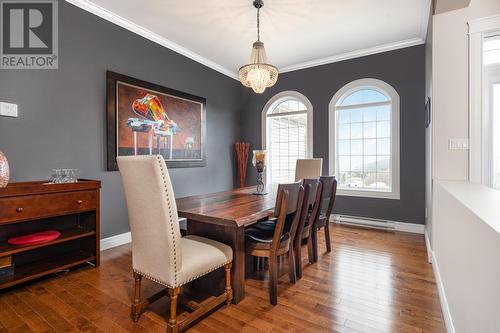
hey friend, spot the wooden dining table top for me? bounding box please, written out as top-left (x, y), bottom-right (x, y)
top-left (176, 186), bottom-right (278, 227)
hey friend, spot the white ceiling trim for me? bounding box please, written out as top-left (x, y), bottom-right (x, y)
top-left (65, 0), bottom-right (239, 80)
top-left (66, 0), bottom-right (430, 81)
top-left (279, 37), bottom-right (425, 73)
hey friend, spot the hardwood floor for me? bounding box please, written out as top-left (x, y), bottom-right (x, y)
top-left (0, 224), bottom-right (445, 333)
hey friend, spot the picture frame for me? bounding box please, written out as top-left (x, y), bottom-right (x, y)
top-left (106, 71), bottom-right (206, 171)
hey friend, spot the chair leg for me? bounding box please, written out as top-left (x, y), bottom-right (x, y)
top-left (167, 287), bottom-right (180, 333)
top-left (269, 256), bottom-right (278, 305)
top-left (287, 249), bottom-right (297, 284)
top-left (311, 227), bottom-right (319, 262)
top-left (253, 256), bottom-right (259, 272)
top-left (131, 272), bottom-right (142, 322)
top-left (307, 236), bottom-right (314, 264)
top-left (295, 241), bottom-right (303, 280)
top-left (224, 262), bottom-right (233, 305)
top-left (324, 222), bottom-right (332, 253)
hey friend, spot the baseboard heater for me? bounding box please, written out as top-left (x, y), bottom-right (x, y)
top-left (332, 214), bottom-right (396, 231)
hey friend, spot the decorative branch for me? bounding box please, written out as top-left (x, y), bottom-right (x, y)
top-left (235, 142), bottom-right (250, 188)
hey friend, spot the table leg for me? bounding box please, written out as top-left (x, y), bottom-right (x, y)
top-left (186, 220), bottom-right (245, 304)
top-left (133, 132), bottom-right (138, 155)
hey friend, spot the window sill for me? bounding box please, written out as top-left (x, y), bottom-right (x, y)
top-left (337, 189), bottom-right (400, 200)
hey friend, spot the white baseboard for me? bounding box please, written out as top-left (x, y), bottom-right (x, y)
top-left (394, 221), bottom-right (425, 234)
top-left (100, 218), bottom-right (187, 251)
top-left (431, 251), bottom-right (456, 333)
top-left (100, 232), bottom-right (131, 251)
top-left (424, 228), bottom-right (432, 263)
top-left (332, 214), bottom-right (425, 234)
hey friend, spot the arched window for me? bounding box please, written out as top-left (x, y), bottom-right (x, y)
top-left (262, 91), bottom-right (313, 184)
top-left (329, 79), bottom-right (400, 199)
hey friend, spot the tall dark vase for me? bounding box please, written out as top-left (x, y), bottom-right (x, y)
top-left (235, 142), bottom-right (250, 188)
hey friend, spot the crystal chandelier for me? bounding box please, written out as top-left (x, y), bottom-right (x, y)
top-left (239, 0), bottom-right (278, 94)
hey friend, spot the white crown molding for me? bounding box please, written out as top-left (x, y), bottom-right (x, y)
top-left (279, 0), bottom-right (430, 75)
top-left (279, 37), bottom-right (425, 74)
top-left (65, 0), bottom-right (240, 80)
top-left (66, 0), bottom-right (430, 79)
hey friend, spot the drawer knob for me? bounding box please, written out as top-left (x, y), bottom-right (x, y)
top-left (76, 200), bottom-right (83, 205)
top-left (16, 207), bottom-right (23, 213)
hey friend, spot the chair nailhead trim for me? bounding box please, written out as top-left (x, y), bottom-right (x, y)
top-left (134, 156), bottom-right (233, 289)
top-left (134, 259), bottom-right (232, 288)
top-left (156, 155), bottom-right (179, 286)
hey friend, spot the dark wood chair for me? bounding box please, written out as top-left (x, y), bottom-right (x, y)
top-left (310, 176), bottom-right (338, 262)
top-left (245, 181), bottom-right (305, 305)
top-left (294, 179), bottom-right (322, 279)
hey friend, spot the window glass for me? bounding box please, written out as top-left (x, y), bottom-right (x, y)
top-left (482, 34), bottom-right (500, 190)
top-left (335, 88), bottom-right (393, 192)
top-left (493, 83), bottom-right (500, 189)
top-left (340, 89), bottom-right (389, 106)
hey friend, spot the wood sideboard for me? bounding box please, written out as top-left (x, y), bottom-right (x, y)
top-left (0, 180), bottom-right (101, 289)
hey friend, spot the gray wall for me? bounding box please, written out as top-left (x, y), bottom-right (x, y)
top-left (0, 1), bottom-right (242, 238)
top-left (241, 46), bottom-right (426, 224)
top-left (0, 1), bottom-right (427, 237)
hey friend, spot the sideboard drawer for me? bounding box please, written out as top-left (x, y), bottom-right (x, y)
top-left (0, 190), bottom-right (97, 223)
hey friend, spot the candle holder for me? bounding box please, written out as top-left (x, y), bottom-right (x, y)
top-left (252, 150), bottom-right (268, 195)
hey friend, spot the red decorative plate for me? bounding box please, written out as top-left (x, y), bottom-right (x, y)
top-left (8, 230), bottom-right (61, 246)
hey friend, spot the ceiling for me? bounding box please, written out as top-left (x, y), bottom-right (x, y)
top-left (434, 0), bottom-right (471, 14)
top-left (67, 0), bottom-right (431, 80)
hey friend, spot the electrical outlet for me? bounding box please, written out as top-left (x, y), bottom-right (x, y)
top-left (0, 102), bottom-right (18, 117)
top-left (448, 138), bottom-right (469, 150)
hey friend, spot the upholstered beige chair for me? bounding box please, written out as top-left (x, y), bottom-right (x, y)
top-left (294, 158), bottom-right (323, 181)
top-left (117, 155), bottom-right (233, 333)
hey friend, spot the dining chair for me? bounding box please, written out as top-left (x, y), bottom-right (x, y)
top-left (294, 158), bottom-right (323, 181)
top-left (244, 181), bottom-right (305, 305)
top-left (294, 179), bottom-right (322, 279)
top-left (117, 155), bottom-right (233, 333)
top-left (311, 176), bottom-right (338, 261)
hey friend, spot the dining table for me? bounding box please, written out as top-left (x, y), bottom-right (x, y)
top-left (176, 185), bottom-right (278, 304)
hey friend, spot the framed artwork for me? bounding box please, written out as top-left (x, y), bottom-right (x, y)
top-left (106, 71), bottom-right (206, 171)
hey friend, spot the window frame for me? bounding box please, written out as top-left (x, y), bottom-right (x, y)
top-left (469, 15), bottom-right (500, 188)
top-left (262, 91), bottom-right (314, 184)
top-left (329, 78), bottom-right (400, 200)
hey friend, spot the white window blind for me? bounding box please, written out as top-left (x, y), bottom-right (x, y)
top-left (267, 100), bottom-right (308, 183)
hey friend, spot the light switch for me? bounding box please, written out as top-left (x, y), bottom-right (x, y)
top-left (448, 138), bottom-right (469, 150)
top-left (0, 102), bottom-right (18, 117)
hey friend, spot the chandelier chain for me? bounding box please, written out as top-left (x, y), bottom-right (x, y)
top-left (257, 7), bottom-right (260, 41)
